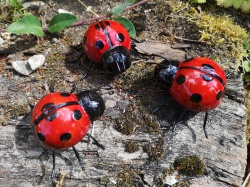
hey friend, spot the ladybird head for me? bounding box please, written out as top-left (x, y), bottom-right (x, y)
top-left (155, 64), bottom-right (178, 84)
top-left (76, 90), bottom-right (105, 121)
top-left (102, 46), bottom-right (131, 74)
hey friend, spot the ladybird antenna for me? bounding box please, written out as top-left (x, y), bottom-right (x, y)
top-left (72, 146), bottom-right (85, 171)
top-left (51, 151), bottom-right (56, 179)
top-left (87, 133), bottom-right (105, 150)
top-left (203, 111), bottom-right (209, 138)
top-left (70, 62), bottom-right (93, 93)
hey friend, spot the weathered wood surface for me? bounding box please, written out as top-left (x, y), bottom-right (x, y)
top-left (0, 39), bottom-right (247, 187)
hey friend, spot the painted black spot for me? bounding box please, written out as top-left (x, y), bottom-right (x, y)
top-left (60, 92), bottom-right (70, 97)
top-left (117, 33), bottom-right (125, 42)
top-left (37, 132), bottom-right (45, 142)
top-left (42, 102), bottom-right (55, 112)
top-left (104, 21), bottom-right (110, 26)
top-left (95, 40), bottom-right (104, 50)
top-left (73, 110), bottom-right (82, 120)
top-left (60, 133), bottom-right (72, 142)
top-left (190, 93), bottom-right (202, 103)
top-left (216, 91), bottom-right (223, 100)
top-left (46, 112), bottom-right (57, 122)
top-left (202, 64), bottom-right (214, 70)
top-left (95, 24), bottom-right (101, 30)
top-left (201, 74), bottom-right (213, 82)
top-left (176, 75), bottom-right (185, 85)
top-left (83, 36), bottom-right (87, 44)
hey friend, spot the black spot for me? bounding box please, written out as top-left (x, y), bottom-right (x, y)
top-left (73, 110), bottom-right (82, 120)
top-left (95, 40), bottom-right (104, 50)
top-left (176, 75), bottom-right (185, 85)
top-left (37, 132), bottom-right (45, 142)
top-left (60, 92), bottom-right (70, 97)
top-left (83, 36), bottom-right (87, 44)
top-left (216, 91), bottom-right (223, 100)
top-left (105, 21), bottom-right (110, 26)
top-left (202, 64), bottom-right (214, 70)
top-left (46, 112), bottom-right (57, 122)
top-left (95, 24), bottom-right (101, 30)
top-left (42, 102), bottom-right (55, 112)
top-left (117, 33), bottom-right (125, 42)
top-left (60, 133), bottom-right (72, 141)
top-left (201, 74), bottom-right (213, 82)
top-left (190, 93), bottom-right (202, 103)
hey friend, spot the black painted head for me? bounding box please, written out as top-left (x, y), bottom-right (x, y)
top-left (155, 64), bottom-right (178, 84)
top-left (102, 46), bottom-right (131, 74)
top-left (76, 90), bottom-right (105, 121)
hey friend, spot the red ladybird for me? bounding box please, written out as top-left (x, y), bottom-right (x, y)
top-left (31, 90), bottom-right (105, 177)
top-left (82, 20), bottom-right (132, 74)
top-left (155, 57), bottom-right (227, 137)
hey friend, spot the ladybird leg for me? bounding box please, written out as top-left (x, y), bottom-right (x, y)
top-left (49, 83), bottom-right (55, 93)
top-left (87, 133), bottom-right (105, 150)
top-left (51, 151), bottom-right (56, 179)
top-left (203, 111), bottom-right (209, 138)
top-left (172, 109), bottom-right (188, 132)
top-left (72, 146), bottom-right (85, 171)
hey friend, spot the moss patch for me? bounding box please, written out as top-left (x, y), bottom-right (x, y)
top-left (114, 100), bottom-right (160, 135)
top-left (143, 138), bottom-right (164, 161)
top-left (124, 140), bottom-right (140, 153)
top-left (174, 155), bottom-right (205, 176)
top-left (1, 102), bottom-right (30, 120)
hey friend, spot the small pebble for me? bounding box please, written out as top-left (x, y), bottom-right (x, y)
top-left (28, 54), bottom-right (45, 70)
top-left (22, 1), bottom-right (45, 9)
top-left (12, 54), bottom-right (45, 75)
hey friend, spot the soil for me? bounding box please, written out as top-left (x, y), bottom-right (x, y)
top-left (0, 0), bottom-right (249, 187)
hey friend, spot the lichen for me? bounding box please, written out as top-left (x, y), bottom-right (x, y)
top-left (174, 155), bottom-right (205, 176)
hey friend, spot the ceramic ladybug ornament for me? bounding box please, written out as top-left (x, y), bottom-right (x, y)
top-left (155, 57), bottom-right (227, 138)
top-left (31, 89), bottom-right (105, 178)
top-left (83, 20), bottom-right (132, 73)
top-left (69, 19), bottom-right (132, 81)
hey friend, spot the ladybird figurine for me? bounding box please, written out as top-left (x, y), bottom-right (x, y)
top-left (155, 57), bottom-right (227, 138)
top-left (31, 90), bottom-right (105, 178)
top-left (83, 20), bottom-right (131, 74)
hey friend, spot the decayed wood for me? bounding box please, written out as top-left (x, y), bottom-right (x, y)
top-left (0, 40), bottom-right (247, 187)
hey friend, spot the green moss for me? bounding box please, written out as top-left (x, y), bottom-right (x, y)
top-left (124, 140), bottom-right (140, 153)
top-left (174, 155), bottom-right (205, 176)
top-left (143, 138), bottom-right (164, 161)
top-left (114, 167), bottom-right (143, 187)
top-left (114, 100), bottom-right (160, 135)
top-left (1, 102), bottom-right (30, 119)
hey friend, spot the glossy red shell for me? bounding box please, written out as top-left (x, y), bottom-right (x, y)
top-left (31, 92), bottom-right (90, 150)
top-left (83, 20), bottom-right (131, 63)
top-left (170, 57), bottom-right (227, 112)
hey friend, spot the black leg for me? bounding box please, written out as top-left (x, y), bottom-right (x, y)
top-left (87, 133), bottom-right (105, 150)
top-left (151, 98), bottom-right (173, 114)
top-left (172, 109), bottom-right (188, 132)
top-left (72, 146), bottom-right (85, 171)
top-left (51, 151), bottom-right (55, 179)
top-left (203, 111), bottom-right (209, 138)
